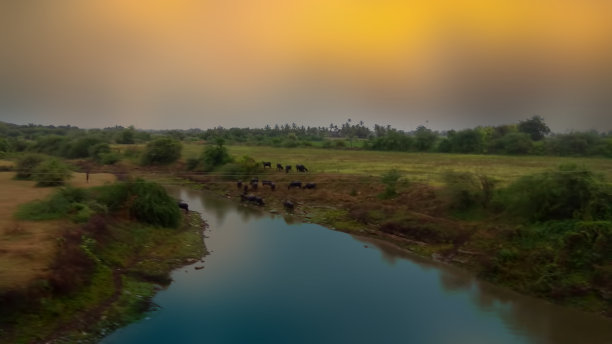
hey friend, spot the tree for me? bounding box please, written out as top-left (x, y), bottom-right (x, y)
top-left (518, 115), bottom-right (550, 141)
top-left (414, 126), bottom-right (438, 151)
top-left (116, 127), bottom-right (135, 144)
top-left (201, 139), bottom-right (232, 171)
top-left (141, 137), bottom-right (182, 165)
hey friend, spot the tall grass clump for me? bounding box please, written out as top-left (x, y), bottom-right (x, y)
top-left (441, 171), bottom-right (496, 211)
top-left (16, 186), bottom-right (89, 221)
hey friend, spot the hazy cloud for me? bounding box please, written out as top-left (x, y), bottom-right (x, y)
top-left (1, 0), bottom-right (611, 132)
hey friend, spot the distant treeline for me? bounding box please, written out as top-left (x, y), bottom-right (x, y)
top-left (1, 116), bottom-right (611, 158)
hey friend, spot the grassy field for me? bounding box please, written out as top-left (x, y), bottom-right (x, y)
top-left (0, 171), bottom-right (116, 291)
top-left (182, 144), bottom-right (612, 185)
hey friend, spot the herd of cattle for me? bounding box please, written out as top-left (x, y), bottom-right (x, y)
top-left (238, 161), bottom-right (316, 210)
top-left (179, 161), bottom-right (315, 213)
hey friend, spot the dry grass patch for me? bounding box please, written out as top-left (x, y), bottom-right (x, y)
top-left (0, 172), bottom-right (116, 292)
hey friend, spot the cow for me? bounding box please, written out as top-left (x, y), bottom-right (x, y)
top-left (296, 164), bottom-right (309, 172)
top-left (288, 181), bottom-right (302, 189)
top-left (285, 165), bottom-right (292, 173)
top-left (241, 194), bottom-right (265, 206)
top-left (270, 182), bottom-right (276, 191)
top-left (283, 200), bottom-right (295, 211)
top-left (276, 163), bottom-right (283, 172)
top-left (262, 161), bottom-right (272, 168)
top-left (251, 177), bottom-right (259, 190)
top-left (303, 183), bottom-right (316, 189)
top-left (237, 180), bottom-right (243, 189)
top-left (262, 180), bottom-right (273, 186)
top-left (177, 202), bottom-right (189, 213)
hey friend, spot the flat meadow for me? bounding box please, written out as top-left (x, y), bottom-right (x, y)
top-left (182, 144), bottom-right (612, 186)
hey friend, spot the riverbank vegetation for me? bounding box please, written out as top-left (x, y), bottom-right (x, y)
top-left (0, 176), bottom-right (206, 343)
top-left (1, 117), bottom-right (611, 336)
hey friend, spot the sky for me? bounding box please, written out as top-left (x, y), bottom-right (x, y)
top-left (1, 0), bottom-right (611, 132)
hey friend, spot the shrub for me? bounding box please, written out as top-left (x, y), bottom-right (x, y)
top-left (15, 153), bottom-right (46, 179)
top-left (99, 152), bottom-right (121, 165)
top-left (32, 158), bottom-right (72, 186)
top-left (441, 171), bottom-right (495, 210)
top-left (129, 180), bottom-right (181, 227)
top-left (90, 183), bottom-right (130, 211)
top-left (89, 143), bottom-right (111, 162)
top-left (141, 137), bottom-right (182, 165)
top-left (379, 169), bottom-right (402, 199)
top-left (502, 164), bottom-right (611, 221)
top-left (201, 140), bottom-right (232, 172)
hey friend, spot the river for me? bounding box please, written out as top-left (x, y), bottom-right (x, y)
top-left (101, 186), bottom-right (612, 344)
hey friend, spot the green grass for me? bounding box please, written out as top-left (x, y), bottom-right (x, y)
top-left (3, 212), bottom-right (206, 343)
top-left (182, 144), bottom-right (612, 186)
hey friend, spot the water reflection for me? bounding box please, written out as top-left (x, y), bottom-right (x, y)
top-left (152, 186), bottom-right (612, 344)
top-left (354, 234), bottom-right (612, 344)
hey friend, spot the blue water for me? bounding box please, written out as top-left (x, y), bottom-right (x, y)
top-left (102, 187), bottom-right (612, 344)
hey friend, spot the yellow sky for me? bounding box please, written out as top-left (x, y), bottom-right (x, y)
top-left (2, 0), bottom-right (611, 130)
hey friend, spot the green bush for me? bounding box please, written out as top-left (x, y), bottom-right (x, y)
top-left (89, 143), bottom-right (111, 162)
top-left (15, 153), bottom-right (46, 179)
top-left (502, 164), bottom-right (611, 221)
top-left (216, 156), bottom-right (259, 180)
top-left (90, 183), bottom-right (130, 211)
top-left (32, 158), bottom-right (72, 186)
top-left (201, 140), bottom-right (232, 172)
top-left (141, 137), bottom-right (182, 165)
top-left (441, 171), bottom-right (495, 210)
top-left (129, 180), bottom-right (181, 228)
top-left (15, 186), bottom-right (83, 220)
top-left (379, 169), bottom-right (402, 199)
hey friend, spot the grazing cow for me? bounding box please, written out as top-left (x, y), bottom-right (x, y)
top-left (283, 200), bottom-right (294, 211)
top-left (276, 163), bottom-right (283, 171)
top-left (303, 183), bottom-right (316, 189)
top-left (241, 194), bottom-right (265, 206)
top-left (177, 202), bottom-right (189, 213)
top-left (262, 161), bottom-right (272, 168)
top-left (288, 181), bottom-right (302, 189)
top-left (296, 164), bottom-right (308, 172)
top-left (285, 165), bottom-right (292, 173)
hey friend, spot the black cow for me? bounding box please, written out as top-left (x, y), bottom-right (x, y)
top-left (303, 183), bottom-right (316, 189)
top-left (241, 194), bottom-right (265, 206)
top-left (283, 200), bottom-right (294, 211)
top-left (296, 164), bottom-right (308, 172)
top-left (288, 181), bottom-right (302, 189)
top-left (285, 165), bottom-right (292, 173)
top-left (276, 163), bottom-right (283, 171)
top-left (270, 182), bottom-right (276, 191)
top-left (177, 202), bottom-right (189, 213)
top-left (237, 180), bottom-right (243, 189)
top-left (262, 161), bottom-right (272, 168)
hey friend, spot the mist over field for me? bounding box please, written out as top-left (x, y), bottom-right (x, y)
top-left (1, 1), bottom-right (612, 132)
